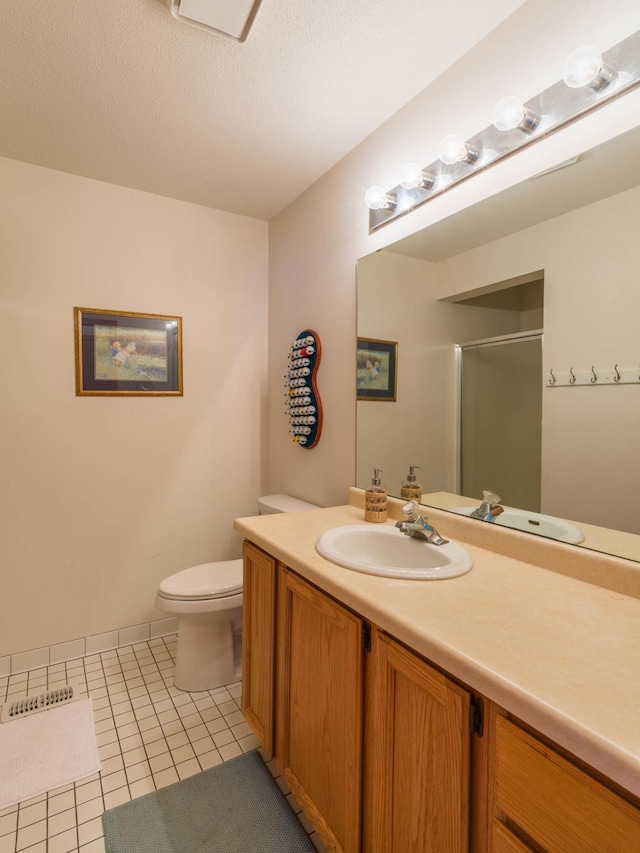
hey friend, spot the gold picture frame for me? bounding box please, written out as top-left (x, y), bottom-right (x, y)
top-left (356, 337), bottom-right (397, 401)
top-left (74, 307), bottom-right (183, 396)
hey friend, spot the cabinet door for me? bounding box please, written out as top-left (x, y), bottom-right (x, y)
top-left (241, 541), bottom-right (277, 756)
top-left (363, 630), bottom-right (471, 853)
top-left (492, 821), bottom-right (535, 853)
top-left (277, 568), bottom-right (363, 853)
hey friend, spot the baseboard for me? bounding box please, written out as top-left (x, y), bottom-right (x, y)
top-left (0, 617), bottom-right (180, 677)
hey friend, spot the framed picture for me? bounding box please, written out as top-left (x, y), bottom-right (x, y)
top-left (74, 307), bottom-right (183, 396)
top-left (357, 337), bottom-right (397, 401)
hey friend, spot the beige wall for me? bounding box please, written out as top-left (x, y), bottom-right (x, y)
top-left (267, 0), bottom-right (640, 509)
top-left (0, 157), bottom-right (268, 657)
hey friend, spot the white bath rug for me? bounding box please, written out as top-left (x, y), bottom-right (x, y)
top-left (0, 698), bottom-right (101, 809)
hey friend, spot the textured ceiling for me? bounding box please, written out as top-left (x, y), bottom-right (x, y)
top-left (0, 0), bottom-right (524, 220)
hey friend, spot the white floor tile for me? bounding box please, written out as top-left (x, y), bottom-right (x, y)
top-left (0, 811), bottom-right (17, 837)
top-left (49, 837), bottom-right (78, 853)
top-left (47, 806), bottom-right (77, 837)
top-left (17, 801), bottom-right (46, 828)
top-left (198, 749), bottom-right (223, 770)
top-left (16, 818), bottom-right (47, 850)
top-left (102, 787), bottom-right (130, 810)
top-left (76, 797), bottom-right (104, 826)
top-left (3, 635), bottom-right (318, 850)
top-left (80, 837), bottom-right (106, 853)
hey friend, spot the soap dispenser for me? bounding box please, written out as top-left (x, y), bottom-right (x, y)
top-left (400, 465), bottom-right (422, 501)
top-left (365, 467), bottom-right (387, 523)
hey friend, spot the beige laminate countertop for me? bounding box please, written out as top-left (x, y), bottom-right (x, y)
top-left (234, 499), bottom-right (640, 799)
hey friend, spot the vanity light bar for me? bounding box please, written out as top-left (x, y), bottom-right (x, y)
top-left (367, 27), bottom-right (640, 231)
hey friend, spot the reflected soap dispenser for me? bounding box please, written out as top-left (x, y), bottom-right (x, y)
top-left (365, 467), bottom-right (387, 523)
top-left (400, 465), bottom-right (422, 501)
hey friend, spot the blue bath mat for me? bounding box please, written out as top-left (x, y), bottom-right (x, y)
top-left (102, 749), bottom-right (315, 852)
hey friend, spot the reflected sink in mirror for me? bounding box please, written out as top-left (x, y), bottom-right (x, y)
top-left (451, 506), bottom-right (584, 544)
top-left (315, 524), bottom-right (473, 579)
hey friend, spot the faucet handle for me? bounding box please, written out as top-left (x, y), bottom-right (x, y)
top-left (401, 500), bottom-right (421, 522)
top-left (482, 490), bottom-right (501, 507)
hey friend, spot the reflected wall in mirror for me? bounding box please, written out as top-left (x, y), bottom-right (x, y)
top-left (356, 125), bottom-right (640, 563)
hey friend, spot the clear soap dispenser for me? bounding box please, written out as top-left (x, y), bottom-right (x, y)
top-left (400, 465), bottom-right (422, 501)
top-left (365, 467), bottom-right (387, 523)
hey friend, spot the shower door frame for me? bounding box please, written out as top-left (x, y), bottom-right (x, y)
top-left (453, 329), bottom-right (544, 497)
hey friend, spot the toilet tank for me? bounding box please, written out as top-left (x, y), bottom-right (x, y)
top-left (258, 494), bottom-right (319, 514)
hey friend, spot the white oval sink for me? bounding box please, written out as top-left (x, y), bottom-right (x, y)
top-left (315, 524), bottom-right (473, 580)
top-left (452, 506), bottom-right (584, 544)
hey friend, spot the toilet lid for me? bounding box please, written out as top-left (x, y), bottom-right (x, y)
top-left (158, 559), bottom-right (243, 601)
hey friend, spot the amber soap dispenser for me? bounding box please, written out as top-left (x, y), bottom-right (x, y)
top-left (400, 465), bottom-right (422, 501)
top-left (365, 467), bottom-right (388, 523)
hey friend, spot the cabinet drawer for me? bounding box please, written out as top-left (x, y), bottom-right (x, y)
top-left (495, 716), bottom-right (640, 852)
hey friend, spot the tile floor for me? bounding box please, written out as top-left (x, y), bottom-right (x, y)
top-left (0, 635), bottom-right (327, 852)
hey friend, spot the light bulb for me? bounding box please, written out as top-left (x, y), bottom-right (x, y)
top-left (563, 45), bottom-right (616, 91)
top-left (399, 162), bottom-right (435, 190)
top-left (492, 96), bottom-right (540, 133)
top-left (438, 134), bottom-right (479, 165)
top-left (364, 186), bottom-right (395, 210)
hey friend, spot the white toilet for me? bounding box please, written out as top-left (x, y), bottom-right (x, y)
top-left (156, 494), bottom-right (319, 692)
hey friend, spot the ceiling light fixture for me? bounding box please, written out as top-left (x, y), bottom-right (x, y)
top-left (563, 45), bottom-right (617, 91)
top-left (364, 187), bottom-right (397, 211)
top-left (367, 27), bottom-right (640, 232)
top-left (438, 134), bottom-right (480, 165)
top-left (492, 96), bottom-right (541, 133)
top-left (399, 163), bottom-right (435, 190)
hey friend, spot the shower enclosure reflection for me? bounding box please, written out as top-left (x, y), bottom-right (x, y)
top-left (459, 332), bottom-right (542, 513)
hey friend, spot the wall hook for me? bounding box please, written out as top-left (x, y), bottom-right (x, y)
top-left (569, 367), bottom-right (576, 385)
top-left (614, 364), bottom-right (621, 382)
top-left (548, 368), bottom-right (556, 385)
top-left (590, 365), bottom-right (598, 383)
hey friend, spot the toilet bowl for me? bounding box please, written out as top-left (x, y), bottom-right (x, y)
top-left (156, 494), bottom-right (318, 692)
top-left (156, 560), bottom-right (243, 692)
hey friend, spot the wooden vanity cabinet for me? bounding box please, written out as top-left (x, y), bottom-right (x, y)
top-left (242, 541), bottom-right (640, 853)
top-left (363, 628), bottom-right (472, 852)
top-left (492, 715), bottom-right (640, 853)
top-left (242, 541), bottom-right (474, 853)
top-left (241, 541), bottom-right (278, 756)
top-left (242, 541), bottom-right (364, 851)
top-left (277, 567), bottom-right (364, 853)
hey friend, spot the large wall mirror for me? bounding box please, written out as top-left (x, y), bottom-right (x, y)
top-left (356, 124), bottom-right (640, 563)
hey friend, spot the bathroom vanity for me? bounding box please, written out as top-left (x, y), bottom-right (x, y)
top-left (234, 492), bottom-right (640, 852)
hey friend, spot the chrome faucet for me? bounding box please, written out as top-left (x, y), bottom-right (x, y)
top-left (470, 490), bottom-right (504, 522)
top-left (395, 500), bottom-right (449, 546)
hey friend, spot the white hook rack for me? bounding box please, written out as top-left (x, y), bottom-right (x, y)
top-left (547, 365), bottom-right (640, 386)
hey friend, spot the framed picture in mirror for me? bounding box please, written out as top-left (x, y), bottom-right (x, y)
top-left (357, 338), bottom-right (397, 401)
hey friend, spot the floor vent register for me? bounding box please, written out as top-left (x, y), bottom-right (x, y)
top-left (0, 685), bottom-right (79, 723)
